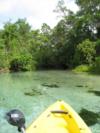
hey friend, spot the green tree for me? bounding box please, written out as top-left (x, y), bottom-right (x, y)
top-left (74, 39), bottom-right (96, 65)
top-left (41, 23), bottom-right (52, 37)
top-left (0, 19), bottom-right (37, 71)
top-left (76, 0), bottom-right (100, 38)
top-left (10, 54), bottom-right (35, 71)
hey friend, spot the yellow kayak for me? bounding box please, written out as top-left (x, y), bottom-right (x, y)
top-left (26, 100), bottom-right (92, 133)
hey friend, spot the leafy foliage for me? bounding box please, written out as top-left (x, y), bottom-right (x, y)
top-left (10, 54), bottom-right (35, 71)
top-left (73, 65), bottom-right (91, 73)
top-left (74, 39), bottom-right (96, 65)
top-left (92, 56), bottom-right (100, 74)
top-left (0, 0), bottom-right (100, 73)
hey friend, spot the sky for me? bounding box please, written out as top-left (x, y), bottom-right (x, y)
top-left (0, 0), bottom-right (79, 29)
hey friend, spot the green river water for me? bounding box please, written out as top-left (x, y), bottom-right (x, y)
top-left (0, 71), bottom-right (100, 133)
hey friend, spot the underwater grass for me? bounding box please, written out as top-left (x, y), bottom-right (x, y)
top-left (79, 108), bottom-right (100, 126)
top-left (76, 84), bottom-right (89, 88)
top-left (41, 83), bottom-right (59, 88)
top-left (88, 90), bottom-right (100, 96)
top-left (24, 89), bottom-right (42, 96)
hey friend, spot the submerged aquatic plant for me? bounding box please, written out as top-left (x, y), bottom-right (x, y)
top-left (24, 89), bottom-right (42, 96)
top-left (42, 83), bottom-right (59, 88)
top-left (76, 85), bottom-right (88, 88)
top-left (79, 108), bottom-right (100, 126)
top-left (76, 85), bottom-right (84, 87)
top-left (88, 90), bottom-right (100, 96)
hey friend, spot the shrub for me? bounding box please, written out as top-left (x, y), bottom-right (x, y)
top-left (74, 39), bottom-right (96, 66)
top-left (95, 39), bottom-right (100, 56)
top-left (73, 65), bottom-right (91, 73)
top-left (0, 50), bottom-right (9, 69)
top-left (92, 56), bottom-right (100, 74)
top-left (10, 54), bottom-right (36, 71)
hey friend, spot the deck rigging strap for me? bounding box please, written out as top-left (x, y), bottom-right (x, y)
top-left (51, 110), bottom-right (68, 114)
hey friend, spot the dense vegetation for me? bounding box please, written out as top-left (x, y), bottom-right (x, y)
top-left (0, 0), bottom-right (100, 73)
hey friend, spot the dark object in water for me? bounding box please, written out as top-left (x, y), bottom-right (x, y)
top-left (88, 90), bottom-right (100, 96)
top-left (24, 89), bottom-right (42, 96)
top-left (79, 108), bottom-right (100, 126)
top-left (42, 83), bottom-right (59, 88)
top-left (5, 109), bottom-right (25, 132)
top-left (76, 85), bottom-right (89, 88)
top-left (76, 85), bottom-right (84, 87)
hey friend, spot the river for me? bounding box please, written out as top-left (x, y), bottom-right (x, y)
top-left (0, 71), bottom-right (100, 133)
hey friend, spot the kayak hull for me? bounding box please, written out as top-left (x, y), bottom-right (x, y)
top-left (26, 101), bottom-right (92, 133)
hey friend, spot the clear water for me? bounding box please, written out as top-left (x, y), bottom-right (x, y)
top-left (0, 71), bottom-right (100, 133)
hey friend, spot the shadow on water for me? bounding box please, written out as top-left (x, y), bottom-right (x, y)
top-left (24, 89), bottom-right (42, 96)
top-left (41, 83), bottom-right (59, 88)
top-left (79, 108), bottom-right (100, 126)
top-left (88, 90), bottom-right (100, 96)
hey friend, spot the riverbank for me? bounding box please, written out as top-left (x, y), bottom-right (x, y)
top-left (73, 65), bottom-right (91, 73)
top-left (0, 64), bottom-right (100, 76)
top-left (73, 64), bottom-right (100, 75)
top-left (0, 68), bottom-right (9, 73)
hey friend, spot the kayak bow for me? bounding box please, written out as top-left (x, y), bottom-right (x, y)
top-left (26, 100), bottom-right (92, 133)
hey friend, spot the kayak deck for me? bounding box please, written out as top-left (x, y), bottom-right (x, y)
top-left (26, 101), bottom-right (92, 133)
